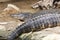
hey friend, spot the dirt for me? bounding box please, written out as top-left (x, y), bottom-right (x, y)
top-left (0, 0), bottom-right (40, 13)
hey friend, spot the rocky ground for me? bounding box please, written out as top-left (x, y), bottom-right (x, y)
top-left (20, 26), bottom-right (60, 40)
top-left (0, 0), bottom-right (60, 40)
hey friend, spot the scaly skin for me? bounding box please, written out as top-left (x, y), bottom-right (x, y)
top-left (7, 13), bottom-right (60, 40)
top-left (10, 9), bottom-right (60, 22)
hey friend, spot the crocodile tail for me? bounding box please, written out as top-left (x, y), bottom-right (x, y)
top-left (7, 22), bottom-right (32, 40)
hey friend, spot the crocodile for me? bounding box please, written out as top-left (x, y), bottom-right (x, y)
top-left (10, 9), bottom-right (60, 22)
top-left (8, 13), bottom-right (60, 40)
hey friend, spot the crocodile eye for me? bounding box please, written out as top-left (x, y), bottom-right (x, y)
top-left (19, 19), bottom-right (25, 22)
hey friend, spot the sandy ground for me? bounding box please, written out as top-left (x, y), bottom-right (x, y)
top-left (0, 0), bottom-right (40, 13)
